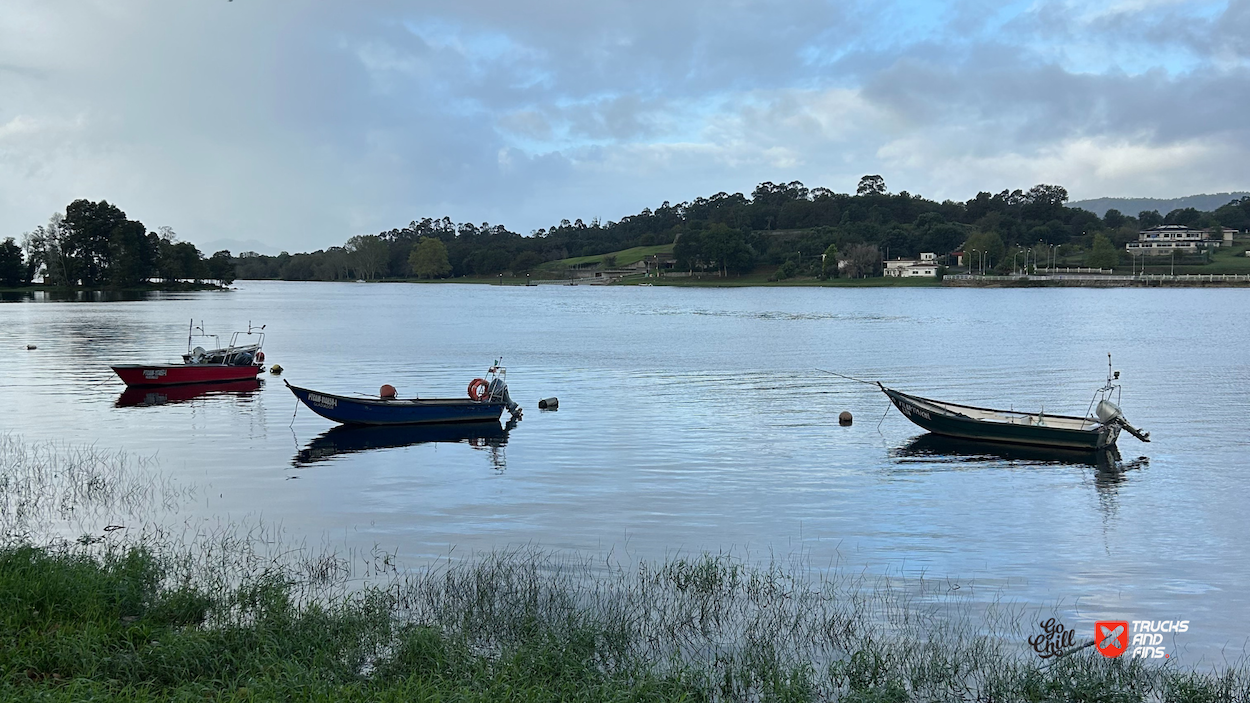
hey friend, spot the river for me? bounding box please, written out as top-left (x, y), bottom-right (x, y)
top-left (2, 281), bottom-right (1247, 662)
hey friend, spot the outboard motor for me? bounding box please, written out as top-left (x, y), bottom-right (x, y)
top-left (485, 361), bottom-right (522, 418)
top-left (1094, 399), bottom-right (1121, 425)
top-left (1095, 399), bottom-right (1150, 442)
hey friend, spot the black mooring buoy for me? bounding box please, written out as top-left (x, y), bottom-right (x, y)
top-left (838, 411), bottom-right (853, 426)
top-left (538, 397), bottom-right (559, 410)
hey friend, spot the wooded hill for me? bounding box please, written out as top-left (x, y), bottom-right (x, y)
top-left (222, 177), bottom-right (1250, 281)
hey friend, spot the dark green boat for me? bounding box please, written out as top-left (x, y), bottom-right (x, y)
top-left (880, 372), bottom-right (1150, 450)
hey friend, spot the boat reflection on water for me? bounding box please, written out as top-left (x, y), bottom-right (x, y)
top-left (893, 433), bottom-right (1149, 490)
top-left (115, 378), bottom-right (262, 407)
top-left (294, 419), bottom-right (515, 471)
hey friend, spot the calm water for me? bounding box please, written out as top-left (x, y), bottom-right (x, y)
top-left (2, 281), bottom-right (1249, 660)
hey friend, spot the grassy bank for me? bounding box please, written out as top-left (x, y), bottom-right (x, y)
top-left (3, 541), bottom-right (1248, 702)
top-left (630, 274), bottom-right (942, 287)
top-left (0, 544), bottom-right (698, 701)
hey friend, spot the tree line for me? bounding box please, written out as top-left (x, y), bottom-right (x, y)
top-left (11, 182), bottom-right (1248, 288)
top-left (3, 200), bottom-right (235, 288)
top-left (233, 176), bottom-right (1250, 282)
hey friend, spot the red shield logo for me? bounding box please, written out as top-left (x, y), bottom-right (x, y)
top-left (1095, 621), bottom-right (1129, 657)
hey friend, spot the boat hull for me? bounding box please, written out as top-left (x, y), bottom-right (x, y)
top-left (884, 388), bottom-right (1118, 449)
top-left (286, 382), bottom-right (505, 426)
top-left (112, 364), bottom-right (264, 387)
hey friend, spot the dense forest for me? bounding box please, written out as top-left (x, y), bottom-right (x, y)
top-left (3, 199), bottom-right (234, 288)
top-left (233, 176), bottom-right (1250, 282)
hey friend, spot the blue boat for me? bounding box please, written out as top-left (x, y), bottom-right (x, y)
top-left (287, 381), bottom-right (507, 425)
top-left (286, 364), bottom-right (521, 426)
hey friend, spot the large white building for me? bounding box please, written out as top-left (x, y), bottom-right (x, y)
top-left (1126, 225), bottom-right (1230, 255)
top-left (884, 252), bottom-right (939, 277)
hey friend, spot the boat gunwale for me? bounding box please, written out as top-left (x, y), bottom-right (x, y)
top-left (884, 387), bottom-right (1098, 426)
top-left (111, 363), bottom-right (264, 370)
top-left (285, 382), bottom-right (504, 408)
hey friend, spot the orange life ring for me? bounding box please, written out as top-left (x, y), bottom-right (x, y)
top-left (467, 378), bottom-right (489, 401)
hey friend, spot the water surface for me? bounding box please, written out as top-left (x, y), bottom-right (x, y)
top-left (2, 281), bottom-right (1247, 661)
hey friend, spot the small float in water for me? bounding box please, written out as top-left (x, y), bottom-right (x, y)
top-left (111, 321), bottom-right (266, 387)
top-left (287, 361), bottom-right (522, 426)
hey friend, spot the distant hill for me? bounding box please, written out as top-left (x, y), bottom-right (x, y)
top-left (1070, 193), bottom-right (1250, 218)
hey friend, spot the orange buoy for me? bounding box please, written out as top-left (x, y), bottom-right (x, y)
top-left (380, 384), bottom-right (397, 399)
top-left (467, 378), bottom-right (489, 401)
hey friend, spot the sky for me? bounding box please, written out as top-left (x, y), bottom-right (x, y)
top-left (2, 1), bottom-right (1248, 253)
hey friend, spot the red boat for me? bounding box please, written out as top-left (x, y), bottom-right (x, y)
top-left (111, 321), bottom-right (267, 387)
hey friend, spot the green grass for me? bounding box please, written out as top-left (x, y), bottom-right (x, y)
top-left (0, 544), bottom-right (701, 701)
top-left (539, 244), bottom-right (675, 271)
top-left (1131, 244), bottom-right (1250, 275)
top-left (3, 543), bottom-right (1250, 702)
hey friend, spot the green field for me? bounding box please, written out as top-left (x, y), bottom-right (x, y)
top-left (1131, 242), bottom-right (1250, 275)
top-left (538, 244), bottom-right (674, 270)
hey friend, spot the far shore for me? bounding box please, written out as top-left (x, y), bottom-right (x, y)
top-left (224, 274), bottom-right (1250, 288)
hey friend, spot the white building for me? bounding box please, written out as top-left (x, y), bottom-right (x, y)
top-left (883, 252), bottom-right (939, 277)
top-left (1125, 225), bottom-right (1228, 256)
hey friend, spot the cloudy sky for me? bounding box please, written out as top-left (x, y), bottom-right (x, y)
top-left (2, 1), bottom-right (1248, 253)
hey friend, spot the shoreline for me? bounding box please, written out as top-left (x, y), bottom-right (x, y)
top-left (0, 282), bottom-right (229, 294)
top-left (228, 275), bottom-right (1250, 289)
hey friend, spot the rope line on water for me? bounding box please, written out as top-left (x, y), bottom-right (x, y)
top-left (814, 368), bottom-right (880, 387)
